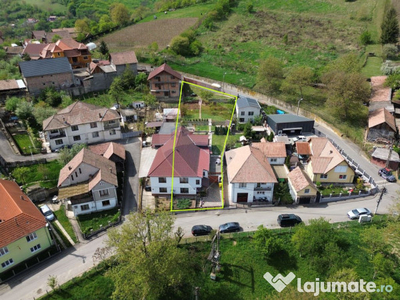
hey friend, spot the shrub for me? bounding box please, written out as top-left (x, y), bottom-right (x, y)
top-left (360, 31), bottom-right (372, 45)
top-left (176, 199), bottom-right (191, 209)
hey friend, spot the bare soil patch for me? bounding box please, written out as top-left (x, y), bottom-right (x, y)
top-left (99, 18), bottom-right (198, 50)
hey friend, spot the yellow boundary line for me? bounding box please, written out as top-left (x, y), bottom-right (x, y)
top-left (170, 80), bottom-right (238, 212)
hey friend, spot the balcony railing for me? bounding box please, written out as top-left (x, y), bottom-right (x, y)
top-left (104, 122), bottom-right (120, 130)
top-left (49, 132), bottom-right (66, 139)
top-left (254, 186), bottom-right (272, 191)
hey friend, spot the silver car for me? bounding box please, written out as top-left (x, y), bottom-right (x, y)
top-left (347, 208), bottom-right (372, 220)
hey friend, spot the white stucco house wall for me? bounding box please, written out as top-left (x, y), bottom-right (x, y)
top-left (43, 101), bottom-right (121, 151)
top-left (57, 147), bottom-right (122, 216)
top-left (148, 127), bottom-right (210, 196)
top-left (235, 95), bottom-right (261, 124)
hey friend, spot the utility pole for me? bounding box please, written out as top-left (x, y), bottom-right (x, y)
top-left (375, 186), bottom-right (386, 215)
top-left (297, 98), bottom-right (303, 115)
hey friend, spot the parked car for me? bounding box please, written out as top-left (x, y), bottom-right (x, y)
top-left (378, 168), bottom-right (396, 182)
top-left (219, 222), bottom-right (240, 233)
top-left (277, 214), bottom-right (302, 227)
top-left (39, 204), bottom-right (55, 222)
top-left (347, 208), bottom-right (372, 220)
top-left (191, 225), bottom-right (212, 236)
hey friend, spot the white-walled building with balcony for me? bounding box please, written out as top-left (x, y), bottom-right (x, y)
top-left (235, 95), bottom-right (261, 124)
top-left (43, 101), bottom-right (121, 150)
top-left (147, 127), bottom-right (210, 196)
top-left (57, 148), bottom-right (121, 216)
top-left (225, 142), bottom-right (287, 203)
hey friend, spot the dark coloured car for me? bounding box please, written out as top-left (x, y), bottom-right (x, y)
top-left (378, 168), bottom-right (396, 182)
top-left (219, 222), bottom-right (240, 233)
top-left (277, 214), bottom-right (302, 227)
top-left (191, 225), bottom-right (212, 236)
top-left (144, 185), bottom-right (151, 192)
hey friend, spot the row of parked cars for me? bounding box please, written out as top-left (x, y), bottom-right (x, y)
top-left (191, 208), bottom-right (374, 236)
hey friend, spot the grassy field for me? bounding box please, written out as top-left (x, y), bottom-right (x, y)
top-left (77, 208), bottom-right (120, 235)
top-left (13, 134), bottom-right (38, 154)
top-left (39, 218), bottom-right (399, 300)
top-left (212, 133), bottom-right (241, 155)
top-left (11, 160), bottom-right (62, 188)
top-left (54, 206), bottom-right (78, 244)
top-left (182, 101), bottom-right (234, 122)
top-left (19, 0), bottom-right (66, 13)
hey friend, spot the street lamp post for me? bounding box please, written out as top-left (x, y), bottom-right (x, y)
top-left (29, 145), bottom-right (33, 161)
top-left (222, 72), bottom-right (227, 92)
top-left (297, 98), bottom-right (303, 115)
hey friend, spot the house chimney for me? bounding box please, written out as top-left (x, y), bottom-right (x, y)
top-left (329, 150), bottom-right (333, 154)
top-left (14, 217), bottom-right (19, 227)
top-left (99, 113), bottom-right (102, 118)
top-left (68, 166), bottom-right (72, 170)
top-left (20, 195), bottom-right (25, 201)
top-left (109, 167), bottom-right (113, 173)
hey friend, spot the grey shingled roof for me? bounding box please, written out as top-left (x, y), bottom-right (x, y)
top-left (236, 95), bottom-right (261, 109)
top-left (19, 57), bottom-right (72, 78)
top-left (267, 114), bottom-right (313, 123)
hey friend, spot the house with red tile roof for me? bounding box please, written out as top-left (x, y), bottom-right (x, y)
top-left (89, 142), bottom-right (126, 172)
top-left (0, 180), bottom-right (53, 274)
top-left (43, 101), bottom-right (121, 151)
top-left (225, 144), bottom-right (281, 203)
top-left (57, 148), bottom-right (120, 216)
top-left (367, 107), bottom-right (397, 143)
top-left (287, 167), bottom-right (318, 204)
top-left (148, 63), bottom-right (182, 101)
top-left (147, 127), bottom-right (210, 196)
top-left (305, 137), bottom-right (355, 184)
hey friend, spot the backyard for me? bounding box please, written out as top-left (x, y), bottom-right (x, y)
top-left (54, 206), bottom-right (79, 244)
top-left (11, 160), bottom-right (62, 189)
top-left (211, 133), bottom-right (242, 155)
top-left (77, 208), bottom-right (121, 236)
top-left (181, 100), bottom-right (235, 122)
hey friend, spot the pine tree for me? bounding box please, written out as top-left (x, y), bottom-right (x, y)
top-left (381, 8), bottom-right (400, 44)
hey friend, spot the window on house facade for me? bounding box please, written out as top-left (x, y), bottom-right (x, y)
top-left (73, 135), bottom-right (81, 141)
top-left (334, 166), bottom-right (347, 173)
top-left (79, 168), bottom-right (82, 174)
top-left (239, 118), bottom-right (245, 122)
top-left (256, 183), bottom-right (262, 187)
top-left (102, 200), bottom-right (110, 206)
top-left (30, 244), bottom-right (41, 253)
top-left (1, 258), bottom-right (13, 268)
top-left (248, 111), bottom-right (254, 116)
top-left (92, 132), bottom-right (99, 138)
top-left (83, 56), bottom-right (88, 59)
top-left (99, 189), bottom-right (109, 196)
top-left (180, 177), bottom-right (189, 184)
top-left (304, 189), bottom-right (310, 194)
top-left (320, 174), bottom-right (328, 179)
top-left (109, 129), bottom-right (116, 135)
top-left (196, 180), bottom-right (200, 185)
top-left (156, 77), bottom-right (160, 81)
top-left (42, 83), bottom-right (46, 86)
top-left (160, 187), bottom-right (167, 193)
top-left (81, 204), bottom-right (90, 211)
top-left (172, 91), bottom-right (176, 94)
top-left (71, 175), bottom-right (74, 180)
top-left (270, 158), bottom-right (277, 162)
top-left (71, 125), bottom-right (79, 131)
top-left (171, 84), bottom-right (176, 87)
top-left (109, 120), bottom-right (116, 124)
top-left (50, 130), bottom-right (58, 134)
top-left (90, 122), bottom-right (97, 128)
top-left (26, 232), bottom-right (37, 242)
top-left (159, 177), bottom-right (167, 183)
top-left (55, 139), bottom-right (63, 145)
top-left (239, 183), bottom-right (247, 188)
top-left (75, 171), bottom-right (78, 177)
top-left (0, 247), bottom-right (9, 257)
top-left (339, 175), bottom-right (347, 180)
top-left (241, 111), bottom-right (245, 116)
top-left (180, 188), bottom-right (189, 193)
top-left (170, 76), bottom-right (175, 79)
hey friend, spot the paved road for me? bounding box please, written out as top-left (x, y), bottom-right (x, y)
top-left (0, 233), bottom-right (109, 300)
top-left (121, 137), bottom-right (141, 216)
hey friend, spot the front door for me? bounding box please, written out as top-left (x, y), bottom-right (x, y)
top-left (237, 193), bottom-right (248, 203)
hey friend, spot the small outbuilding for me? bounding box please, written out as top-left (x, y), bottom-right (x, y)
top-left (267, 114), bottom-right (314, 135)
top-left (371, 147), bottom-right (400, 170)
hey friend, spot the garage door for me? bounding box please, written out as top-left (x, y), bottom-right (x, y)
top-left (237, 193), bottom-right (248, 203)
top-left (298, 197), bottom-right (311, 204)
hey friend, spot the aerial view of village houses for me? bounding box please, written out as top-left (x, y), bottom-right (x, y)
top-left (1, 0), bottom-right (400, 299)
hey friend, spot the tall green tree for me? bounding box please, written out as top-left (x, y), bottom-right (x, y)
top-left (110, 3), bottom-right (130, 26)
top-left (281, 66), bottom-right (314, 99)
top-left (253, 225), bottom-right (283, 260)
top-left (106, 210), bottom-right (193, 300)
top-left (256, 57), bottom-right (284, 94)
top-left (381, 7), bottom-right (400, 44)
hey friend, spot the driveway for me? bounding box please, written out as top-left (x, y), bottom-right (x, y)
top-left (121, 137), bottom-right (141, 216)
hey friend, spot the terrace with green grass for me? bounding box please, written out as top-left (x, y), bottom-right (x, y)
top-left (77, 208), bottom-right (120, 236)
top-left (54, 206), bottom-right (78, 244)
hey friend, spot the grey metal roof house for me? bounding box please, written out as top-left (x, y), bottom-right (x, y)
top-left (267, 114), bottom-right (314, 135)
top-left (236, 95), bottom-right (261, 109)
top-left (19, 57), bottom-right (72, 78)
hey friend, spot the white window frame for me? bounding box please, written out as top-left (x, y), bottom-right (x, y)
top-left (0, 247), bottom-right (9, 257)
top-left (239, 183), bottom-right (247, 188)
top-left (73, 135), bottom-right (81, 141)
top-left (159, 187), bottom-right (167, 193)
top-left (1, 258), bottom-right (13, 269)
top-left (102, 200), bottom-right (110, 207)
top-left (334, 165), bottom-right (347, 173)
top-left (81, 204), bottom-right (90, 211)
top-left (99, 189), bottom-right (109, 197)
top-left (92, 131), bottom-right (99, 138)
top-left (55, 139), bottom-right (63, 145)
top-left (320, 174), bottom-right (328, 179)
top-left (304, 188), bottom-right (310, 194)
top-left (180, 188), bottom-right (189, 194)
top-left (71, 125), bottom-right (79, 131)
top-left (109, 129), bottom-right (116, 135)
top-left (339, 175), bottom-right (347, 180)
top-left (30, 244), bottom-right (41, 253)
top-left (26, 232), bottom-right (38, 242)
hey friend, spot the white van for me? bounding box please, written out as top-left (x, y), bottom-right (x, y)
top-left (40, 204), bottom-right (55, 222)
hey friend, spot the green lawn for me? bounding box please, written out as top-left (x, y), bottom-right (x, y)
top-left (54, 206), bottom-right (78, 244)
top-left (212, 133), bottom-right (241, 155)
top-left (13, 134), bottom-right (39, 155)
top-left (77, 208), bottom-right (120, 235)
top-left (18, 0), bottom-right (67, 12)
top-left (11, 160), bottom-right (62, 189)
top-left (182, 101), bottom-right (235, 122)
